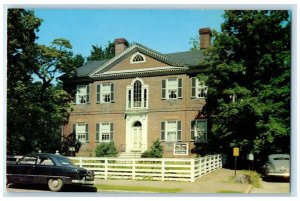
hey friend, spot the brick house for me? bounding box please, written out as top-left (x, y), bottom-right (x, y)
top-left (63, 28), bottom-right (212, 158)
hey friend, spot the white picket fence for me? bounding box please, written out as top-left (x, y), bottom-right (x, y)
top-left (69, 155), bottom-right (222, 182)
top-left (7, 154), bottom-right (222, 182)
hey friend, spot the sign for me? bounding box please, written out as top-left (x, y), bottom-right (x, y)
top-left (174, 143), bottom-right (188, 155)
top-left (233, 147), bottom-right (239, 156)
top-left (248, 153), bottom-right (254, 161)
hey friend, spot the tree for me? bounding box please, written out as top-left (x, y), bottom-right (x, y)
top-left (141, 139), bottom-right (164, 158)
top-left (189, 35), bottom-right (200, 51)
top-left (86, 45), bottom-right (104, 62)
top-left (7, 9), bottom-right (42, 154)
top-left (73, 54), bottom-right (85, 68)
top-left (95, 142), bottom-right (118, 157)
top-left (7, 9), bottom-right (78, 155)
top-left (200, 11), bottom-right (290, 159)
top-left (86, 41), bottom-right (115, 62)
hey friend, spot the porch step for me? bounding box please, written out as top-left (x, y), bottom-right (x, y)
top-left (118, 152), bottom-right (142, 158)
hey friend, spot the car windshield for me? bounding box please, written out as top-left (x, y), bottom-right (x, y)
top-left (58, 157), bottom-right (74, 166)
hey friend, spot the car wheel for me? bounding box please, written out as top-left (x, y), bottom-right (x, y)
top-left (48, 178), bottom-right (64, 192)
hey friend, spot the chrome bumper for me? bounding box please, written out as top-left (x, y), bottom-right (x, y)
top-left (72, 177), bottom-right (94, 185)
top-left (267, 172), bottom-right (290, 177)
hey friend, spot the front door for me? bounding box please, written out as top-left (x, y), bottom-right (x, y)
top-left (132, 121), bottom-right (142, 151)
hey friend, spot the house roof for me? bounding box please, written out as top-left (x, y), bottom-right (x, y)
top-left (75, 43), bottom-right (206, 78)
top-left (165, 50), bottom-right (207, 67)
top-left (76, 59), bottom-right (109, 77)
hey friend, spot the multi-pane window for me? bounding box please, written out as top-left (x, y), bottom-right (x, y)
top-left (161, 78), bottom-right (182, 100)
top-left (161, 120), bottom-right (181, 142)
top-left (133, 80), bottom-right (142, 107)
top-left (96, 122), bottom-right (114, 143)
top-left (74, 123), bottom-right (89, 143)
top-left (131, 52), bottom-right (146, 63)
top-left (96, 83), bottom-right (115, 103)
top-left (127, 79), bottom-right (148, 110)
top-left (191, 77), bottom-right (208, 99)
top-left (74, 85), bottom-right (90, 104)
top-left (191, 120), bottom-right (207, 143)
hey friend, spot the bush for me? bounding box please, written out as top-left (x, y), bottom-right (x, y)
top-left (141, 139), bottom-right (164, 158)
top-left (95, 141), bottom-right (118, 157)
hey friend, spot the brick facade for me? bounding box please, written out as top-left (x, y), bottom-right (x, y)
top-left (63, 32), bottom-right (210, 158)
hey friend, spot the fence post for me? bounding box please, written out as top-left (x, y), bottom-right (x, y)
top-left (132, 158), bottom-right (136, 180)
top-left (190, 159), bottom-right (195, 182)
top-left (161, 159), bottom-right (165, 181)
top-left (104, 158), bottom-right (108, 180)
top-left (205, 156), bottom-right (208, 174)
top-left (219, 154), bottom-right (223, 168)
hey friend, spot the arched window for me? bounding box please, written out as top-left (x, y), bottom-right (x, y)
top-left (130, 53), bottom-right (146, 63)
top-left (127, 78), bottom-right (148, 110)
top-left (133, 121), bottom-right (142, 127)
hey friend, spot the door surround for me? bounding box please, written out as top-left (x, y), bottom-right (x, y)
top-left (125, 113), bottom-right (147, 153)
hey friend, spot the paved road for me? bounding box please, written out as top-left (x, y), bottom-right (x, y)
top-left (250, 178), bottom-right (290, 194)
top-left (5, 184), bottom-right (97, 193)
top-left (5, 169), bottom-right (290, 194)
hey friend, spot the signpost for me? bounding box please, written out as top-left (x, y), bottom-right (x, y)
top-left (248, 153), bottom-right (254, 170)
top-left (233, 147), bottom-right (239, 177)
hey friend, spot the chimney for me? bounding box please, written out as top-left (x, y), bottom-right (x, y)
top-left (199, 28), bottom-right (212, 49)
top-left (114, 38), bottom-right (129, 55)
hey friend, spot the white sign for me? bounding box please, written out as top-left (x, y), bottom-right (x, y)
top-left (174, 143), bottom-right (189, 155)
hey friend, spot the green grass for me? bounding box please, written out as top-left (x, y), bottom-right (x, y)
top-left (240, 170), bottom-right (262, 188)
top-left (95, 184), bottom-right (181, 193)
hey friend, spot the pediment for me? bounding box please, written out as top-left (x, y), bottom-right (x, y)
top-left (89, 43), bottom-right (188, 78)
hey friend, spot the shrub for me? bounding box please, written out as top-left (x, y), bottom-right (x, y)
top-left (95, 141), bottom-right (118, 157)
top-left (141, 139), bottom-right (163, 158)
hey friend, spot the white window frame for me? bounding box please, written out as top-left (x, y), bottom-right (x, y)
top-left (192, 77), bottom-right (208, 99)
top-left (96, 83), bottom-right (115, 104)
top-left (190, 119), bottom-right (207, 143)
top-left (126, 78), bottom-right (148, 110)
top-left (74, 123), bottom-right (89, 143)
top-left (130, 52), bottom-right (146, 64)
top-left (161, 120), bottom-right (181, 142)
top-left (75, 85), bottom-right (90, 104)
top-left (96, 122), bottom-right (114, 143)
top-left (162, 78), bottom-right (182, 100)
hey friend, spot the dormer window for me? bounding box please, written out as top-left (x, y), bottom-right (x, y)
top-left (130, 52), bottom-right (146, 64)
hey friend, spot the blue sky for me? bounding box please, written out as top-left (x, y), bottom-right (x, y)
top-left (33, 9), bottom-right (225, 57)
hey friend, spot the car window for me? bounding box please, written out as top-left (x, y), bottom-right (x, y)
top-left (38, 157), bottom-right (54, 166)
top-left (18, 156), bottom-right (37, 165)
top-left (57, 157), bottom-right (74, 166)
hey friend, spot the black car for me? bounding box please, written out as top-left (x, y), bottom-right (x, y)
top-left (7, 153), bottom-right (94, 192)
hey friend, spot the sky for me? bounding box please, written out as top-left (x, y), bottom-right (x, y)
top-left (33, 9), bottom-right (225, 58)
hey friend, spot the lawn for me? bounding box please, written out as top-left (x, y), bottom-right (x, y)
top-left (95, 184), bottom-right (181, 193)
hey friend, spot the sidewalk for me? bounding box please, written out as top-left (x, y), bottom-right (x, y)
top-left (95, 168), bottom-right (250, 193)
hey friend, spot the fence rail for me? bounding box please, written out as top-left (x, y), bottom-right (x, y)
top-left (7, 154), bottom-right (222, 182)
top-left (69, 155), bottom-right (222, 182)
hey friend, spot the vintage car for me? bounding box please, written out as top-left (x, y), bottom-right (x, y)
top-left (261, 154), bottom-right (290, 180)
top-left (7, 153), bottom-right (94, 192)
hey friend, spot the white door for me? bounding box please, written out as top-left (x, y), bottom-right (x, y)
top-left (132, 121), bottom-right (142, 151)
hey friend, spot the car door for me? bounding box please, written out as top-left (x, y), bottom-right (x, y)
top-left (10, 156), bottom-right (37, 183)
top-left (34, 156), bottom-right (56, 184)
